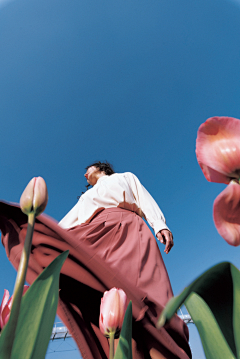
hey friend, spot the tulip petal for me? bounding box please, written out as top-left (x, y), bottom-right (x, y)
top-left (33, 177), bottom-right (48, 216)
top-left (1, 305), bottom-right (11, 328)
top-left (117, 289), bottom-right (128, 327)
top-left (20, 178), bottom-right (35, 214)
top-left (0, 289), bottom-right (10, 313)
top-left (196, 116), bottom-right (240, 183)
top-left (0, 290), bottom-right (10, 330)
top-left (213, 181), bottom-right (240, 246)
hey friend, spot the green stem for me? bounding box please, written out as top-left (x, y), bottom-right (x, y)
top-left (109, 332), bottom-right (115, 359)
top-left (1, 212), bottom-right (35, 358)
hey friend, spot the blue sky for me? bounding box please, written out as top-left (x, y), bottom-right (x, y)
top-left (1, 0), bottom-right (240, 357)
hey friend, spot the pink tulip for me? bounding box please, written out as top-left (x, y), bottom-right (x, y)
top-left (213, 181), bottom-right (240, 246)
top-left (0, 286), bottom-right (29, 330)
top-left (196, 116), bottom-right (240, 184)
top-left (20, 177), bottom-right (48, 216)
top-left (99, 288), bottom-right (127, 336)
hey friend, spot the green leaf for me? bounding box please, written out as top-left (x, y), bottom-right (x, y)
top-left (157, 262), bottom-right (240, 359)
top-left (114, 301), bottom-right (132, 359)
top-left (185, 293), bottom-right (235, 359)
top-left (231, 265), bottom-right (240, 359)
top-left (2, 250), bottom-right (69, 359)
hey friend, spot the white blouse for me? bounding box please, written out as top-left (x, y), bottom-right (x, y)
top-left (58, 172), bottom-right (169, 235)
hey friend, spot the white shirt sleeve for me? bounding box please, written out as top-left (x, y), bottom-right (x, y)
top-left (123, 172), bottom-right (170, 235)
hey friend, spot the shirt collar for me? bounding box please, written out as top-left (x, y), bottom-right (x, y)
top-left (96, 175), bottom-right (108, 184)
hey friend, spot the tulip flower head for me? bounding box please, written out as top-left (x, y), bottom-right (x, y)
top-left (0, 286), bottom-right (29, 331)
top-left (196, 116), bottom-right (240, 184)
top-left (99, 288), bottom-right (127, 337)
top-left (20, 177), bottom-right (48, 216)
top-left (196, 116), bottom-right (240, 246)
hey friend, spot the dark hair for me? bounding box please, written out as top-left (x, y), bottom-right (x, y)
top-left (85, 161), bottom-right (115, 176)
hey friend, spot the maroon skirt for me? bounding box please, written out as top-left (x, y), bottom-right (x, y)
top-left (0, 202), bottom-right (191, 359)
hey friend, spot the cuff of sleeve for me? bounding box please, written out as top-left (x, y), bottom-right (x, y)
top-left (153, 219), bottom-right (170, 236)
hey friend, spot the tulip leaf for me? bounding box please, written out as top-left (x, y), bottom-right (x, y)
top-left (231, 264), bottom-right (240, 359)
top-left (157, 262), bottom-right (240, 359)
top-left (0, 250), bottom-right (69, 359)
top-left (114, 301), bottom-right (132, 359)
top-left (185, 293), bottom-right (235, 359)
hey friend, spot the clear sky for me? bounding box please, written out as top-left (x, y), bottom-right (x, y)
top-left (1, 0), bottom-right (240, 358)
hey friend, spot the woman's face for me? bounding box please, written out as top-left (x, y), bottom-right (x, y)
top-left (84, 166), bottom-right (101, 186)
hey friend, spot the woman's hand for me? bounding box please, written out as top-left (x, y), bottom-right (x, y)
top-left (156, 230), bottom-right (174, 254)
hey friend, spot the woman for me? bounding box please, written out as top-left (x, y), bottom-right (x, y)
top-left (58, 162), bottom-right (190, 358)
top-left (0, 162), bottom-right (191, 359)
top-left (59, 162), bottom-right (176, 306)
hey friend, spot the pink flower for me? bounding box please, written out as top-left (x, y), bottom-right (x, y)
top-left (196, 116), bottom-right (240, 184)
top-left (213, 181), bottom-right (240, 246)
top-left (20, 177), bottom-right (48, 216)
top-left (0, 286), bottom-right (29, 330)
top-left (99, 288), bottom-right (127, 336)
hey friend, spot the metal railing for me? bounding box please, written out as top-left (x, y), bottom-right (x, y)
top-left (50, 322), bottom-right (71, 340)
top-left (50, 314), bottom-right (193, 341)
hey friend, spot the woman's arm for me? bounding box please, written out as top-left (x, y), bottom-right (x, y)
top-left (124, 172), bottom-right (174, 253)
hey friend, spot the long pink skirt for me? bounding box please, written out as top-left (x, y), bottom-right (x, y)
top-left (0, 202), bottom-right (191, 359)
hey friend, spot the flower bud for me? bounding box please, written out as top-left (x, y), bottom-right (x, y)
top-left (99, 288), bottom-right (127, 337)
top-left (0, 286), bottom-right (29, 331)
top-left (20, 177), bottom-right (48, 216)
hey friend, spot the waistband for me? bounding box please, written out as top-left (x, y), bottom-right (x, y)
top-left (89, 207), bottom-right (136, 222)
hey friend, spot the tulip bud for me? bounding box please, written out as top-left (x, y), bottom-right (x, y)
top-left (20, 177), bottom-right (48, 216)
top-left (0, 286), bottom-right (29, 331)
top-left (99, 288), bottom-right (127, 337)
